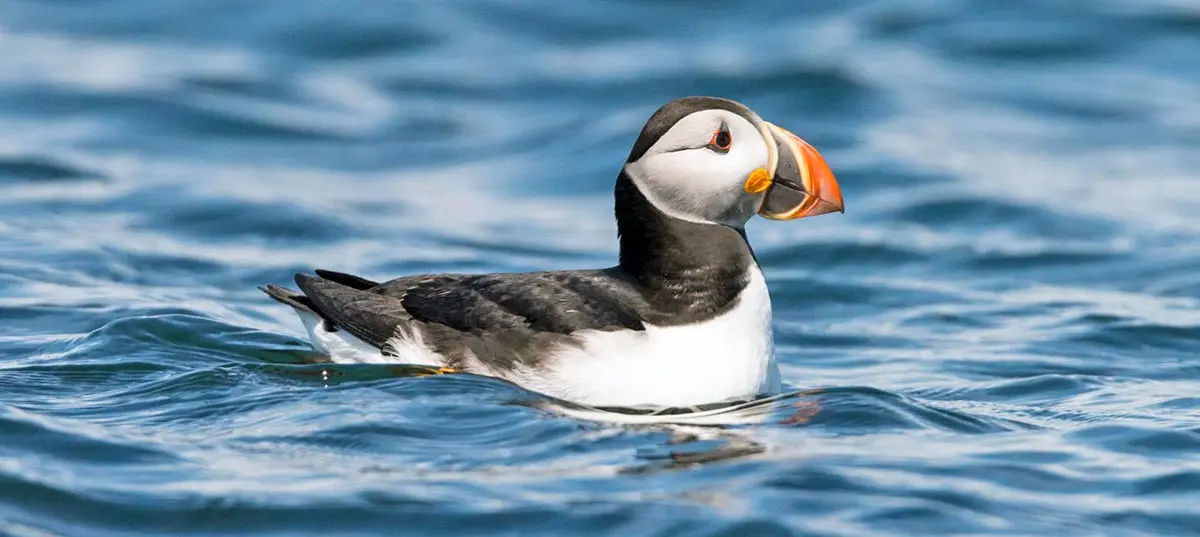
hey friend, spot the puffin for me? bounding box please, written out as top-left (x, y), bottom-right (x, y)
top-left (261, 96), bottom-right (843, 409)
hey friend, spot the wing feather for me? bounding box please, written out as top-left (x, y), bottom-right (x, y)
top-left (313, 269), bottom-right (379, 290)
top-left (293, 273), bottom-right (410, 349)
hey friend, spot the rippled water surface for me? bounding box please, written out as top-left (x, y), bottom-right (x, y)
top-left (3, 1), bottom-right (1200, 535)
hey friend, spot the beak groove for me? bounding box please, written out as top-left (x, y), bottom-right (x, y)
top-left (757, 122), bottom-right (844, 221)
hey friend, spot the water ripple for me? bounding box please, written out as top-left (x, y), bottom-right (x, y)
top-left (2, 0), bottom-right (1199, 535)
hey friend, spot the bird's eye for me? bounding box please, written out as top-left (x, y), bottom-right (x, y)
top-left (709, 126), bottom-right (732, 153)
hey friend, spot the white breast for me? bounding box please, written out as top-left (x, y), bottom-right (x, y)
top-left (512, 265), bottom-right (780, 408)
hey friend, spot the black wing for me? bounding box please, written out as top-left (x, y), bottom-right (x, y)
top-left (293, 274), bottom-right (415, 349)
top-left (280, 269), bottom-right (647, 364)
top-left (369, 270), bottom-right (646, 334)
top-left (314, 269), bottom-right (379, 290)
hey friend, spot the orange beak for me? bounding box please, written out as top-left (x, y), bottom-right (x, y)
top-left (756, 122), bottom-right (844, 220)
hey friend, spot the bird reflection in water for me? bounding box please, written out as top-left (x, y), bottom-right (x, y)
top-left (528, 389), bottom-right (825, 473)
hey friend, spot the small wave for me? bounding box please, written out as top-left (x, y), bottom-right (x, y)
top-left (0, 155), bottom-right (105, 183)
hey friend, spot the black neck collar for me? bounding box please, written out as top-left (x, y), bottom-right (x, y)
top-left (613, 171), bottom-right (756, 321)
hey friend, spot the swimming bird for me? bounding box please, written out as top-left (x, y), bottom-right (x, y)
top-left (261, 97), bottom-right (843, 408)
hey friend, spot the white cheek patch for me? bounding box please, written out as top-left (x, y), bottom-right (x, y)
top-left (624, 110), bottom-right (769, 225)
top-left (626, 151), bottom-right (747, 223)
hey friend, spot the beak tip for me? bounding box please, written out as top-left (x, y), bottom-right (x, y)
top-left (760, 123), bottom-right (845, 221)
top-left (797, 135), bottom-right (843, 216)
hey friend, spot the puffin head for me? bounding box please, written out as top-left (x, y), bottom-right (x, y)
top-left (623, 96), bottom-right (843, 227)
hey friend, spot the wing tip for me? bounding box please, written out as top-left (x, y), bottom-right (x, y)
top-left (294, 272), bottom-right (318, 288)
top-left (314, 269), bottom-right (380, 290)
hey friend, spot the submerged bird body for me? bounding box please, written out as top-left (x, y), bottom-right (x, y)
top-left (262, 97), bottom-right (843, 408)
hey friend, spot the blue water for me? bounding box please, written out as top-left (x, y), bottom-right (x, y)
top-left (2, 1), bottom-right (1199, 535)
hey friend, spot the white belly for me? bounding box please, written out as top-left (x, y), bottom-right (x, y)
top-left (509, 266), bottom-right (780, 408)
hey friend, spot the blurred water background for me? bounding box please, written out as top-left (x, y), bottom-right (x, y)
top-left (2, 1), bottom-right (1199, 535)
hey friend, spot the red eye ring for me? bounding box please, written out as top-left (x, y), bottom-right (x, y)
top-left (709, 127), bottom-right (732, 152)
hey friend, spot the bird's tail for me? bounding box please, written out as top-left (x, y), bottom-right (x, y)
top-left (258, 284), bottom-right (319, 315)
